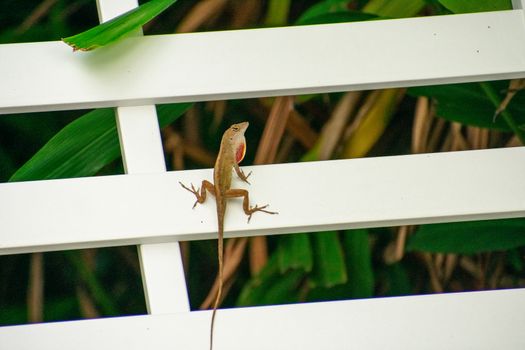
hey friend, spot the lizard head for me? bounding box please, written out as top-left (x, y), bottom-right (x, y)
top-left (226, 121), bottom-right (249, 164)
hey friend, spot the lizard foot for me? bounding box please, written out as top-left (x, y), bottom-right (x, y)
top-left (247, 204), bottom-right (278, 223)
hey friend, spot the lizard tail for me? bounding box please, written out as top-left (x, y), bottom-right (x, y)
top-left (210, 206), bottom-right (225, 350)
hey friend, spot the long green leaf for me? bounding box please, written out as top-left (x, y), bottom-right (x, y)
top-left (363, 0), bottom-right (425, 18)
top-left (10, 103), bottom-right (191, 182)
top-left (437, 0), bottom-right (511, 14)
top-left (310, 231), bottom-right (347, 288)
top-left (296, 1), bottom-right (378, 25)
top-left (62, 0), bottom-right (177, 51)
top-left (236, 254), bottom-right (303, 306)
top-left (407, 218), bottom-right (525, 254)
top-left (343, 229), bottom-right (374, 298)
top-left (277, 233), bottom-right (313, 273)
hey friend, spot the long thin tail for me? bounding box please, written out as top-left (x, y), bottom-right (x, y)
top-left (210, 204), bottom-right (225, 350)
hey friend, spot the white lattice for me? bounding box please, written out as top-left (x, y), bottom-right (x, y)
top-left (1, 1), bottom-right (525, 349)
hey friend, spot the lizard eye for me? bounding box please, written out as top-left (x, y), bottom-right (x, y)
top-left (232, 126), bottom-right (239, 132)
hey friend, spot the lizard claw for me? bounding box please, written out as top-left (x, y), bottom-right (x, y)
top-left (246, 204), bottom-right (278, 223)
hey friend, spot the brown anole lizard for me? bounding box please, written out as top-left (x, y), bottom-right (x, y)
top-left (179, 121), bottom-right (277, 350)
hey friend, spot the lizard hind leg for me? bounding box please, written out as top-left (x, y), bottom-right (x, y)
top-left (179, 180), bottom-right (215, 208)
top-left (225, 188), bottom-right (278, 222)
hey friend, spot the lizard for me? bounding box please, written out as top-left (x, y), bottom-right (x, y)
top-left (179, 121), bottom-right (277, 350)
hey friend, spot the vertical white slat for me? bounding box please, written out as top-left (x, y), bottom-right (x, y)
top-left (97, 1), bottom-right (190, 314)
top-left (512, 0), bottom-right (525, 10)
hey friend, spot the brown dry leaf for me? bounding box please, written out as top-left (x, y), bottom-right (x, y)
top-left (318, 91), bottom-right (361, 160)
top-left (254, 96), bottom-right (294, 164)
top-left (76, 286), bottom-right (100, 319)
top-left (177, 0), bottom-right (229, 33)
top-left (466, 126), bottom-right (489, 149)
top-left (200, 237), bottom-right (248, 309)
top-left (287, 111), bottom-right (318, 149)
top-left (422, 253), bottom-right (443, 293)
top-left (443, 254), bottom-right (457, 284)
top-left (412, 96), bottom-right (431, 153)
top-left (230, 0), bottom-right (261, 28)
top-left (493, 79), bottom-right (525, 120)
top-left (27, 253), bottom-right (44, 323)
top-left (449, 122), bottom-right (469, 151)
top-left (16, 0), bottom-right (57, 35)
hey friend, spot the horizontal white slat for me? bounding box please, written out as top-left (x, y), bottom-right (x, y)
top-left (2, 10), bottom-right (525, 114)
top-left (1, 288), bottom-right (524, 350)
top-left (0, 147), bottom-right (524, 255)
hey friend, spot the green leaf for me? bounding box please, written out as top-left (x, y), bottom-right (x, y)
top-left (382, 263), bottom-right (411, 296)
top-left (343, 229), bottom-right (374, 298)
top-left (363, 0), bottom-right (426, 18)
top-left (437, 0), bottom-right (511, 14)
top-left (10, 103), bottom-right (191, 182)
top-left (296, 1), bottom-right (378, 25)
top-left (407, 218), bottom-right (525, 254)
top-left (277, 233), bottom-right (313, 273)
top-left (408, 82), bottom-right (525, 131)
top-left (237, 254), bottom-right (303, 306)
top-left (310, 231), bottom-right (347, 288)
top-left (62, 0), bottom-right (177, 51)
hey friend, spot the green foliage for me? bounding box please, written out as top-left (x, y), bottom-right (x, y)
top-left (437, 0), bottom-right (511, 14)
top-left (408, 82), bottom-right (525, 131)
top-left (363, 0), bottom-right (426, 17)
top-left (62, 0), bottom-right (177, 51)
top-left (407, 218), bottom-right (525, 254)
top-left (10, 103), bottom-right (191, 182)
top-left (310, 232), bottom-right (348, 287)
top-left (237, 254), bottom-right (304, 306)
top-left (343, 230), bottom-right (374, 298)
top-left (296, 1), bottom-right (378, 25)
top-left (277, 233), bottom-right (313, 273)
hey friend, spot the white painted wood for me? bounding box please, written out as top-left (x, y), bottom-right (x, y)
top-left (1, 10), bottom-right (525, 114)
top-left (98, 0), bottom-right (190, 314)
top-left (115, 105), bottom-right (167, 174)
top-left (96, 0), bottom-right (140, 23)
top-left (1, 288), bottom-right (524, 350)
top-left (513, 0), bottom-right (525, 10)
top-left (115, 106), bottom-right (190, 314)
top-left (1, 147), bottom-right (523, 255)
top-left (138, 242), bottom-right (190, 314)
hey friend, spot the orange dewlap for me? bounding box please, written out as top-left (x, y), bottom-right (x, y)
top-left (236, 141), bottom-right (246, 163)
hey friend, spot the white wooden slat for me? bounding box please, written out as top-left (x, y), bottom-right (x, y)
top-left (0, 147), bottom-right (524, 255)
top-left (115, 105), bottom-right (190, 314)
top-left (513, 0), bottom-right (525, 10)
top-left (1, 10), bottom-right (525, 114)
top-left (115, 105), bottom-right (167, 174)
top-left (98, 0), bottom-right (190, 314)
top-left (1, 288), bottom-right (524, 350)
top-left (96, 0), bottom-right (141, 23)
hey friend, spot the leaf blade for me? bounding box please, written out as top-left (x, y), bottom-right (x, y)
top-left (62, 0), bottom-right (177, 51)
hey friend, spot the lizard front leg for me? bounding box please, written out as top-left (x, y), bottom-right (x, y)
top-left (233, 163), bottom-right (251, 184)
top-left (179, 180), bottom-right (215, 208)
top-left (225, 188), bottom-right (278, 222)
